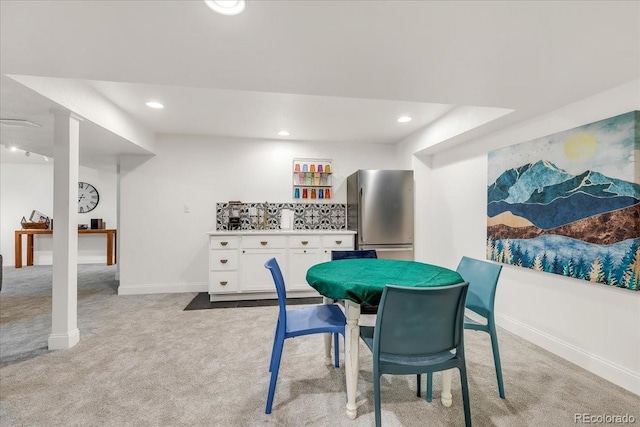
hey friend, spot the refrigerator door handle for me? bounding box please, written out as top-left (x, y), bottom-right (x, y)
top-left (359, 187), bottom-right (364, 243)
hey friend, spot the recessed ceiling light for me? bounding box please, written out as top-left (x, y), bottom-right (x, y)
top-left (278, 130), bottom-right (290, 136)
top-left (9, 146), bottom-right (18, 152)
top-left (397, 116), bottom-right (412, 123)
top-left (145, 101), bottom-right (164, 109)
top-left (204, 0), bottom-right (245, 16)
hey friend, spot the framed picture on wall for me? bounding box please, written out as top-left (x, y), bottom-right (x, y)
top-left (487, 111), bottom-right (640, 292)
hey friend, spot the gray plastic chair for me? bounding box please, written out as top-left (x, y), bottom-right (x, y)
top-left (331, 249), bottom-right (378, 261)
top-left (423, 256), bottom-right (504, 401)
top-left (360, 282), bottom-right (471, 427)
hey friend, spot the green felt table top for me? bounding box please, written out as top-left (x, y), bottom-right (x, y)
top-left (306, 258), bottom-right (464, 305)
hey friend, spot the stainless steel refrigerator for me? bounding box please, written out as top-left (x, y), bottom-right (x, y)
top-left (346, 170), bottom-right (414, 260)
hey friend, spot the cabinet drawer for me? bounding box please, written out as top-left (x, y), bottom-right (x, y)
top-left (210, 236), bottom-right (239, 250)
top-left (242, 235), bottom-right (287, 249)
top-left (209, 250), bottom-right (239, 270)
top-left (209, 271), bottom-right (239, 293)
top-left (288, 235), bottom-right (321, 249)
top-left (322, 235), bottom-right (354, 248)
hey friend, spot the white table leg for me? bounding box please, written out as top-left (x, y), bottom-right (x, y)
top-left (323, 297), bottom-right (333, 365)
top-left (344, 300), bottom-right (360, 420)
top-left (441, 369), bottom-right (453, 407)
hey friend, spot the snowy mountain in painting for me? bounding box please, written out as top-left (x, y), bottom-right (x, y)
top-left (488, 160), bottom-right (640, 229)
top-left (488, 160), bottom-right (640, 205)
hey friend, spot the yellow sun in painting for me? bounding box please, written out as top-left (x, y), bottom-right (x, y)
top-left (564, 132), bottom-right (597, 162)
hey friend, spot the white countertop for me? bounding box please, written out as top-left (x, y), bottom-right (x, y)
top-left (207, 229), bottom-right (355, 236)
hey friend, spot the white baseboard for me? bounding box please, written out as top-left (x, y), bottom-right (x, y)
top-left (48, 328), bottom-right (80, 350)
top-left (6, 256), bottom-right (114, 267)
top-left (117, 282), bottom-right (207, 295)
top-left (497, 313), bottom-right (640, 396)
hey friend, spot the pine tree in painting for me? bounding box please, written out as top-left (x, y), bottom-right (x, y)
top-left (617, 241), bottom-right (639, 285)
top-left (621, 246), bottom-right (640, 290)
top-left (486, 237), bottom-right (495, 260)
top-left (588, 258), bottom-right (604, 283)
top-left (551, 255), bottom-right (562, 275)
top-left (563, 259), bottom-right (574, 277)
top-left (532, 255), bottom-right (544, 271)
top-left (492, 247), bottom-right (499, 262)
top-left (495, 240), bottom-right (504, 262)
top-left (503, 240), bottom-right (513, 264)
top-left (575, 257), bottom-right (587, 279)
top-left (541, 252), bottom-right (550, 272)
top-left (601, 253), bottom-right (617, 286)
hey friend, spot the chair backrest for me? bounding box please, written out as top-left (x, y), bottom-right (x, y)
top-left (373, 282), bottom-right (469, 359)
top-left (456, 256), bottom-right (502, 318)
top-left (331, 250), bottom-right (378, 261)
top-left (264, 257), bottom-right (288, 330)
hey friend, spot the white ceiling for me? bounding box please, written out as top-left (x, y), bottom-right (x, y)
top-left (1, 0), bottom-right (638, 165)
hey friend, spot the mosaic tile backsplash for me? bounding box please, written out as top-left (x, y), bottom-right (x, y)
top-left (216, 202), bottom-right (347, 231)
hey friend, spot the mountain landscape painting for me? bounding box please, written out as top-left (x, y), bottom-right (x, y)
top-left (487, 111), bottom-right (639, 291)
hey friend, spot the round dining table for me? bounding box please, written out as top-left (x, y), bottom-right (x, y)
top-left (306, 258), bottom-right (464, 420)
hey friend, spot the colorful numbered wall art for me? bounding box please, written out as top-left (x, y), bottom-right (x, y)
top-left (487, 111), bottom-right (640, 291)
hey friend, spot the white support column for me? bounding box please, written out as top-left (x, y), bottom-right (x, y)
top-left (48, 110), bottom-right (82, 350)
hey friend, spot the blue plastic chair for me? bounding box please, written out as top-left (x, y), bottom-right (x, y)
top-left (331, 249), bottom-right (378, 261)
top-left (264, 257), bottom-right (346, 414)
top-left (423, 256), bottom-right (504, 401)
top-left (361, 283), bottom-right (471, 427)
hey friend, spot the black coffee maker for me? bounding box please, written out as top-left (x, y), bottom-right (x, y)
top-left (227, 201), bottom-right (242, 230)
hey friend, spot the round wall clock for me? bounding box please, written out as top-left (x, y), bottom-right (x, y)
top-left (78, 182), bottom-right (99, 213)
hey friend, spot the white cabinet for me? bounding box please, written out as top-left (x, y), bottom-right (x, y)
top-left (208, 236), bottom-right (239, 294)
top-left (207, 231), bottom-right (354, 301)
top-left (288, 234), bottom-right (322, 291)
top-left (239, 235), bottom-right (287, 292)
top-left (321, 234), bottom-right (355, 261)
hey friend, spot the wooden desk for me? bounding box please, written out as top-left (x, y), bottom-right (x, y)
top-left (14, 229), bottom-right (117, 268)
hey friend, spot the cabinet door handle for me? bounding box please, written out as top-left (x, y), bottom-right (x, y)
top-left (303, 250), bottom-right (307, 253)
top-left (220, 281), bottom-right (228, 286)
top-left (220, 259), bottom-right (228, 264)
top-left (301, 240), bottom-right (309, 245)
top-left (220, 241), bottom-right (228, 246)
top-left (335, 240), bottom-right (342, 245)
top-left (260, 241), bottom-right (268, 246)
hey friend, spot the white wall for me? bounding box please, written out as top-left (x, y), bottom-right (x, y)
top-left (402, 80), bottom-right (640, 394)
top-left (0, 158), bottom-right (118, 266)
top-left (118, 135), bottom-right (399, 294)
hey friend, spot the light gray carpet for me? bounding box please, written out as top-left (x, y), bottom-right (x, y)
top-left (1, 265), bottom-right (638, 426)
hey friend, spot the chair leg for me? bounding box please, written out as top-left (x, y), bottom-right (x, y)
top-left (266, 338), bottom-right (285, 414)
top-left (416, 374), bottom-right (421, 397)
top-left (269, 320), bottom-right (280, 372)
top-left (426, 372), bottom-right (433, 403)
top-left (333, 333), bottom-right (340, 368)
top-left (459, 366), bottom-right (472, 427)
top-left (488, 321), bottom-right (505, 399)
top-left (373, 367), bottom-right (382, 427)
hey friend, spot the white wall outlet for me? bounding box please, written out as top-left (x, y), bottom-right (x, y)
top-left (184, 205), bottom-right (190, 213)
